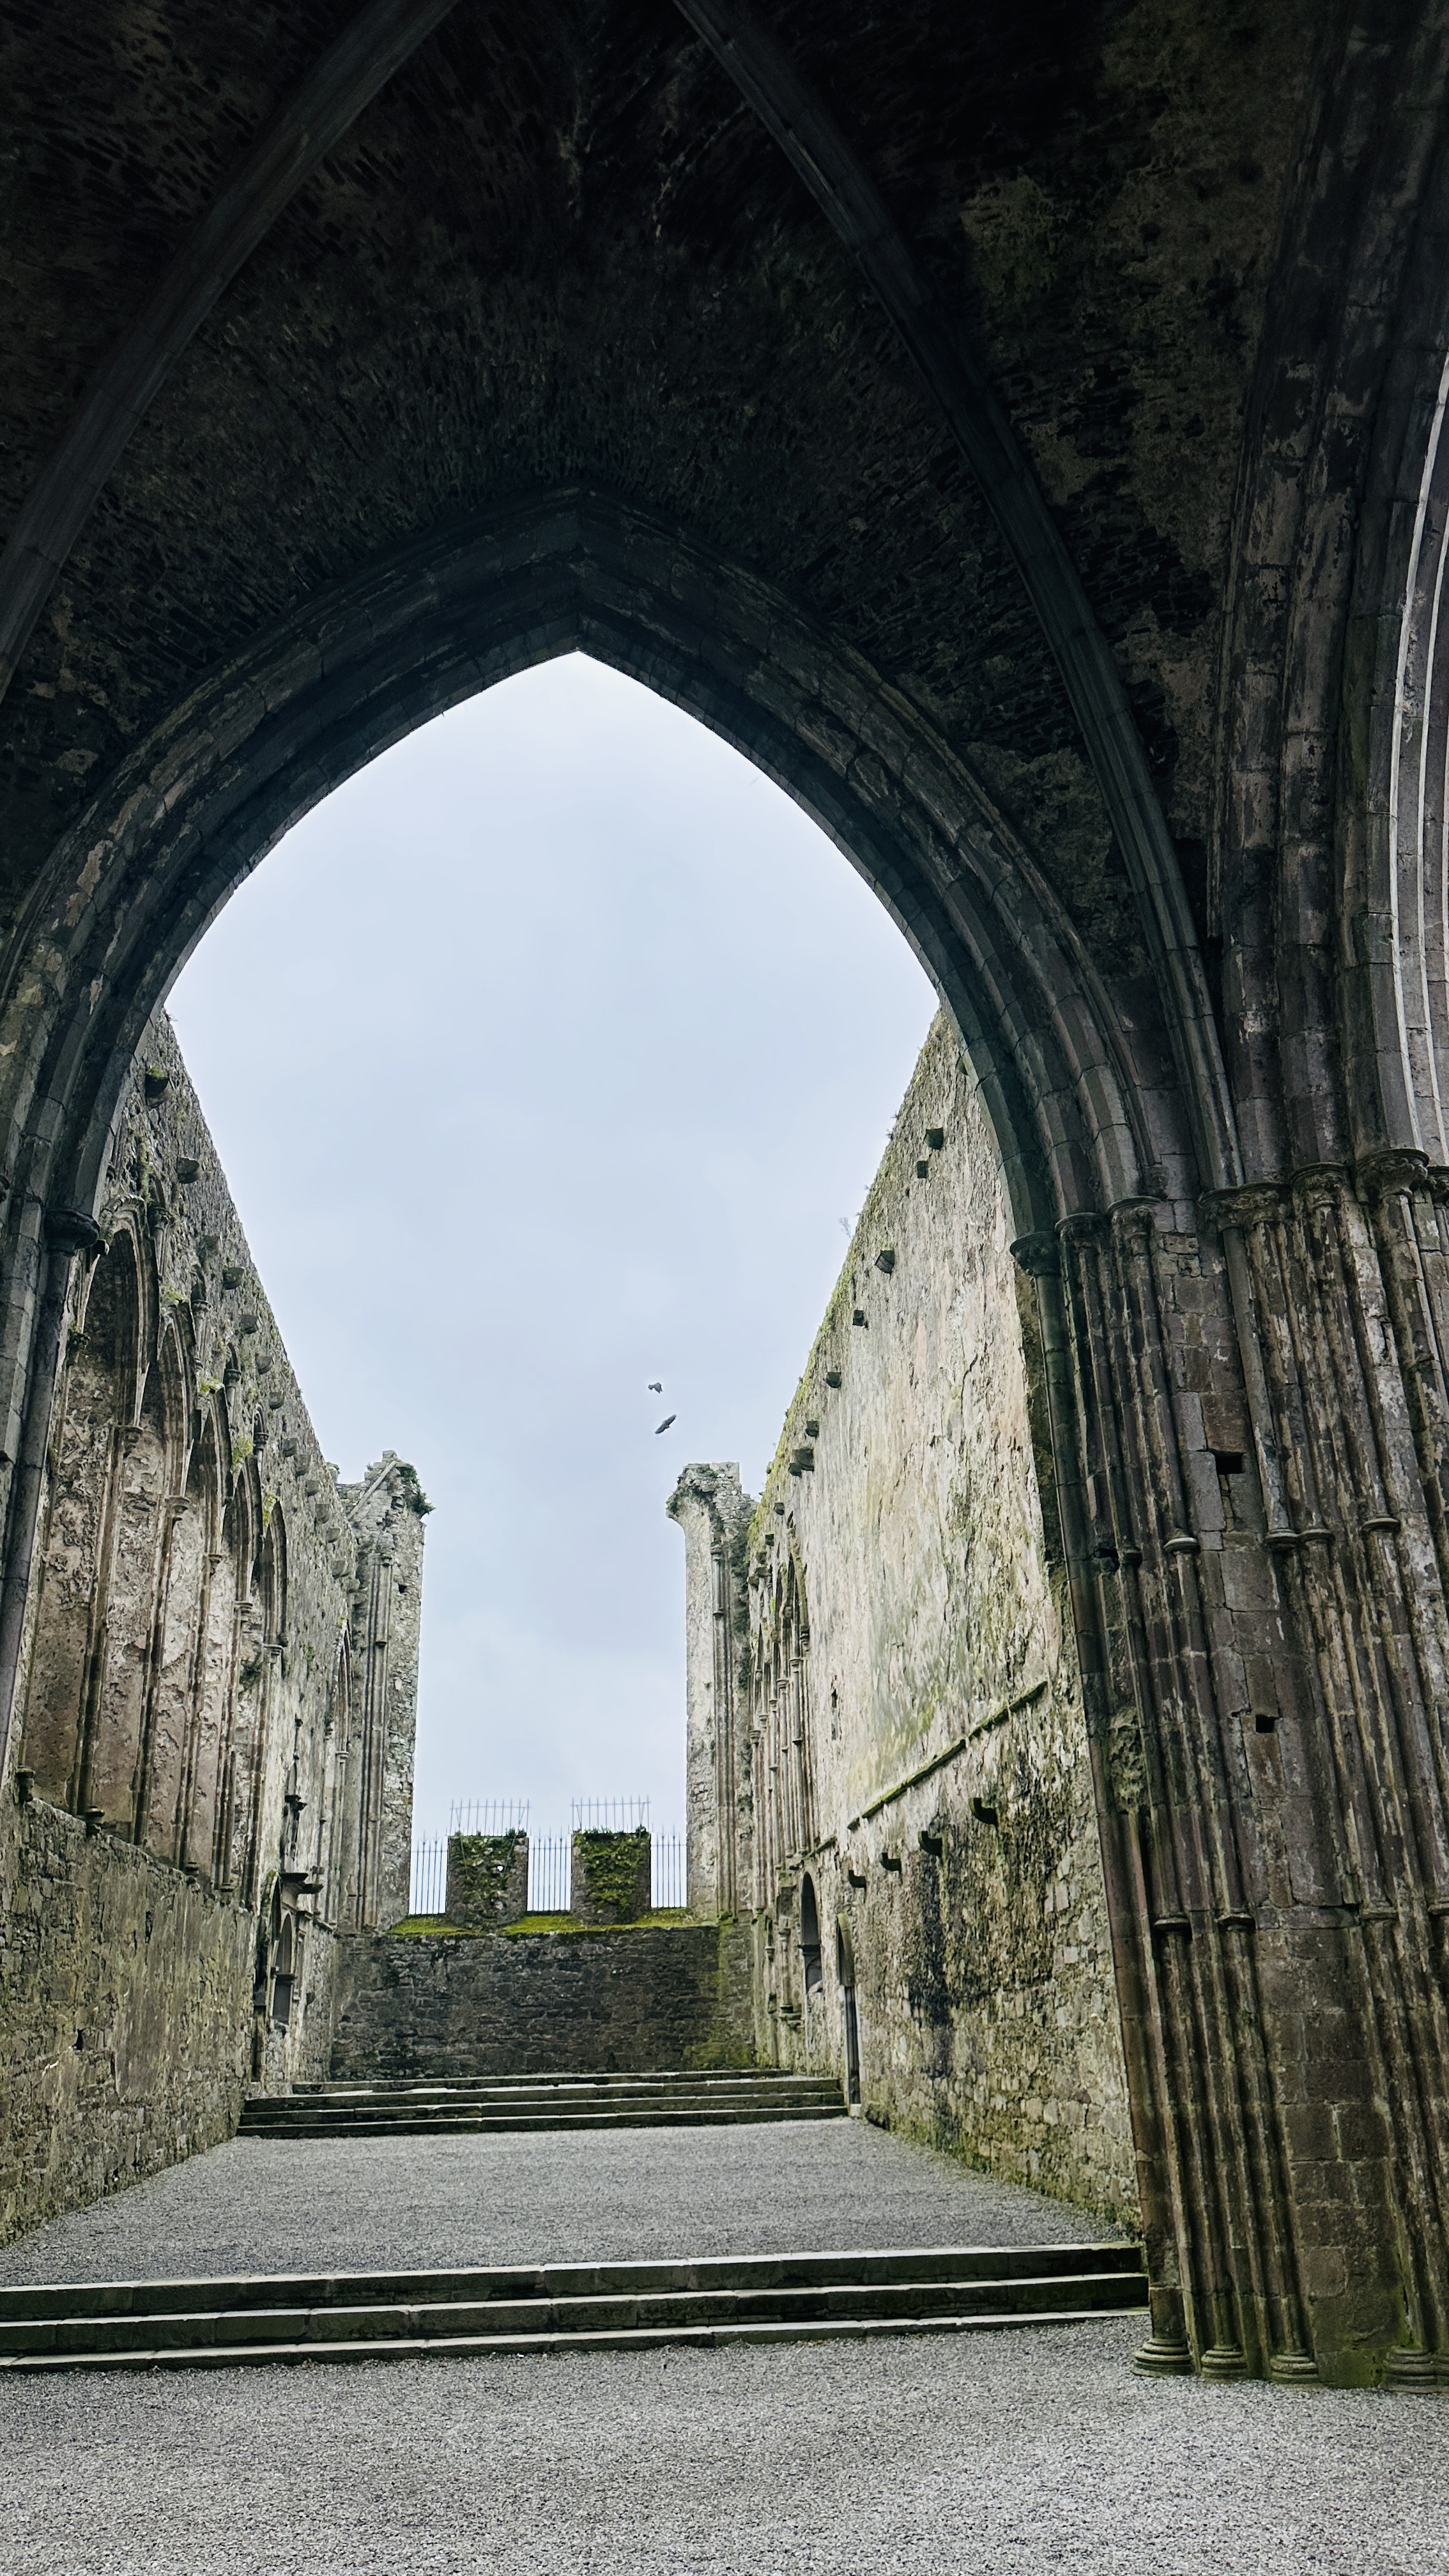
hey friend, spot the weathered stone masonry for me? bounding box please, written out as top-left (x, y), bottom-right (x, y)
top-left (7, 0), bottom-right (1449, 2388)
top-left (330, 1923), bottom-right (753, 2084)
top-left (0, 1018), bottom-right (424, 2242)
top-left (672, 1016), bottom-right (1136, 2228)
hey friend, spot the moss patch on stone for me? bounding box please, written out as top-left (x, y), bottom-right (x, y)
top-left (387, 1909), bottom-right (688, 1941)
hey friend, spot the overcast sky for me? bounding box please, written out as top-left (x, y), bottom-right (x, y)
top-left (169, 655), bottom-right (936, 1842)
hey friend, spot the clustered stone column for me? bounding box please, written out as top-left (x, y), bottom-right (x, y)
top-left (1015, 1154), bottom-right (1449, 2386)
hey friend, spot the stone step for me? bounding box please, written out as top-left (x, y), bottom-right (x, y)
top-left (304, 2071), bottom-right (840, 2091)
top-left (0, 2243), bottom-right (1146, 2372)
top-left (247, 2087), bottom-right (841, 2113)
top-left (301, 2071), bottom-right (843, 2101)
top-left (240, 2104), bottom-right (847, 2137)
top-left (255, 2078), bottom-right (842, 2105)
top-left (310, 2066), bottom-right (816, 2086)
top-left (240, 2067), bottom-right (847, 2135)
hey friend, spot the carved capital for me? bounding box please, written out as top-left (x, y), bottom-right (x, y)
top-left (1197, 1182), bottom-right (1287, 1234)
top-left (44, 1204), bottom-right (102, 1257)
top-left (1290, 1160), bottom-right (1353, 1213)
top-left (1355, 1146), bottom-right (1430, 1206)
top-left (1108, 1195), bottom-right (1159, 1245)
top-left (1009, 1229), bottom-right (1060, 1280)
top-left (1056, 1209), bottom-right (1107, 1250)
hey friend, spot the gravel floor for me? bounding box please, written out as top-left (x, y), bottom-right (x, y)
top-left (1, 2319), bottom-right (1443, 2576)
top-left (0, 2119), bottom-right (1123, 2287)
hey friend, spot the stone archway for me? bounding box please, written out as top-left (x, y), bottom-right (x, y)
top-left (0, 481), bottom-right (1333, 2378)
top-left (4, 0), bottom-right (1449, 2388)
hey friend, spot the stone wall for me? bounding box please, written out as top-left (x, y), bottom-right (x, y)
top-left (329, 1924), bottom-right (752, 2081)
top-left (671, 1015), bottom-right (1137, 2230)
top-left (0, 1016), bottom-right (424, 2242)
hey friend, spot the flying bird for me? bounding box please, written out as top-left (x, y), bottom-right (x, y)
top-left (655, 1414), bottom-right (676, 1435)
top-left (648, 1381), bottom-right (663, 1393)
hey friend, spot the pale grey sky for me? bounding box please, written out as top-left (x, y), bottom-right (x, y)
top-left (169, 654), bottom-right (936, 1840)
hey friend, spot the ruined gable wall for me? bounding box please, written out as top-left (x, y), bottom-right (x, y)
top-left (0, 1017), bottom-right (423, 2242)
top-left (739, 1015), bottom-right (1135, 2227)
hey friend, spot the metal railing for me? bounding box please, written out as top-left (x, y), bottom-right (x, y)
top-left (528, 1834), bottom-right (571, 1914)
top-left (448, 1799), bottom-right (529, 1835)
top-left (652, 1832), bottom-right (686, 1910)
top-left (410, 1835), bottom-right (448, 1918)
top-left (571, 1797), bottom-right (650, 1831)
top-left (408, 1822), bottom-right (687, 1919)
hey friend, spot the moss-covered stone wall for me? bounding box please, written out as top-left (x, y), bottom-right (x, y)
top-left (445, 1831), bottom-right (528, 1927)
top-left (570, 1830), bottom-right (651, 1926)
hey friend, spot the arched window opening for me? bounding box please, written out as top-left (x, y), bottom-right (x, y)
top-left (132, 1322), bottom-right (203, 1859)
top-left (20, 1230), bottom-right (142, 1805)
top-left (749, 1547), bottom-right (818, 1910)
top-left (259, 1508), bottom-right (287, 1649)
top-left (321, 1637), bottom-right (353, 1928)
top-left (78, 1324), bottom-right (169, 1836)
top-left (217, 1466), bottom-right (268, 1901)
top-left (835, 1915), bottom-right (861, 2107)
top-left (177, 1408), bottom-right (231, 1882)
top-left (270, 1913), bottom-right (296, 2032)
top-left (800, 1871), bottom-right (823, 1994)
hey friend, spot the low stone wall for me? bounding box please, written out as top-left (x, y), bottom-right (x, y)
top-left (0, 1796), bottom-right (252, 2244)
top-left (0, 1794), bottom-right (352, 2244)
top-left (329, 1923), bottom-right (755, 2081)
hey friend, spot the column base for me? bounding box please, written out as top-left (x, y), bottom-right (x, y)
top-left (1132, 2333), bottom-right (1194, 2377)
top-left (1385, 2346), bottom-right (1441, 2392)
top-left (1267, 2349), bottom-right (1321, 2386)
top-left (1200, 2345), bottom-right (1248, 2380)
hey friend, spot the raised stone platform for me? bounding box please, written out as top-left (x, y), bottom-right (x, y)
top-left (329, 1921), bottom-right (753, 2082)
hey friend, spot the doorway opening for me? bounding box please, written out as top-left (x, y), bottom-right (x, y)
top-left (836, 1917), bottom-right (861, 2106)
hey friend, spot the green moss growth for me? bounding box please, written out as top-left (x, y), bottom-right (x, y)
top-left (447, 1830), bottom-right (526, 1924)
top-left (572, 1828), bottom-right (651, 1923)
top-left (386, 1910), bottom-right (692, 1941)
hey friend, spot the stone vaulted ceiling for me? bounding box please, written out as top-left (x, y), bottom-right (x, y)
top-left (0, 0), bottom-right (1323, 1009)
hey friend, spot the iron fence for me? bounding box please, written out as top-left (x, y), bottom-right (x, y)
top-left (652, 1832), bottom-right (686, 1910)
top-left (410, 1835), bottom-right (448, 1919)
top-left (528, 1834), bottom-right (571, 1914)
top-left (571, 1797), bottom-right (650, 1831)
top-left (449, 1799), bottom-right (529, 1835)
top-left (407, 1823), bottom-right (687, 1919)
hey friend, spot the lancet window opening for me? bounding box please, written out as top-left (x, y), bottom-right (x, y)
top-left (749, 1549), bottom-right (817, 1906)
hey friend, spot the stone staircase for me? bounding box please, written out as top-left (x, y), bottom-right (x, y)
top-left (0, 2242), bottom-right (1147, 2372)
top-left (239, 2067), bottom-right (847, 2138)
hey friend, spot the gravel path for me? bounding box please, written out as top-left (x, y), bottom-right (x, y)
top-left (1, 2319), bottom-right (1443, 2576)
top-left (0, 2119), bottom-right (1123, 2287)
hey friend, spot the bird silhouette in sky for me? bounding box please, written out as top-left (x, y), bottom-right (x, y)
top-left (648, 1381), bottom-right (663, 1393)
top-left (656, 1414), bottom-right (676, 1435)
